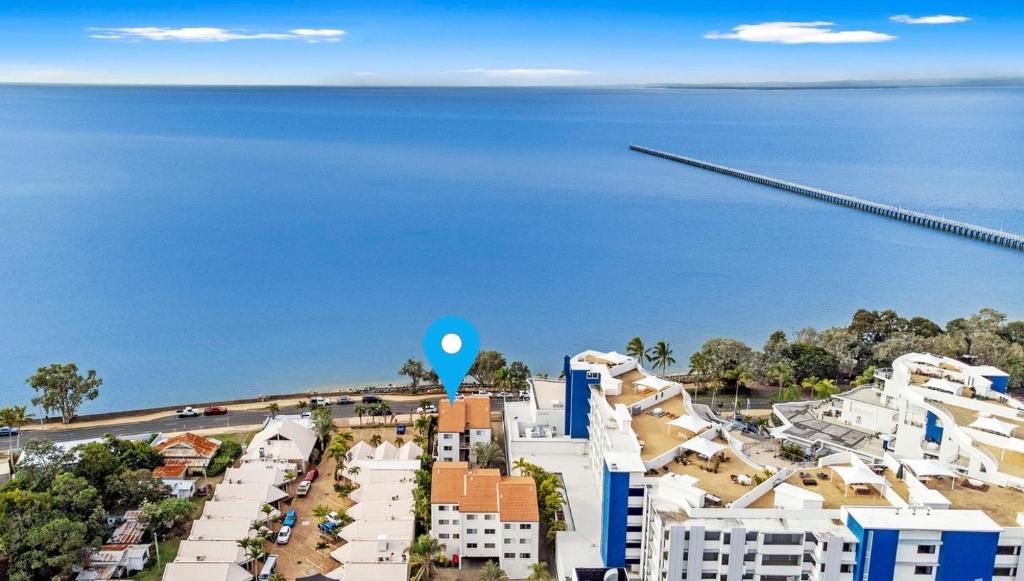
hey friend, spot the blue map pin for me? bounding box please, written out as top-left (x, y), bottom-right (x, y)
top-left (424, 316), bottom-right (480, 403)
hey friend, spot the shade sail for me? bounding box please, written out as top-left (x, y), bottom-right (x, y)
top-left (668, 415), bottom-right (711, 434)
top-left (969, 415), bottom-right (1018, 437)
top-left (680, 436), bottom-right (727, 458)
top-left (922, 378), bottom-right (962, 394)
top-left (902, 458), bottom-right (956, 478)
top-left (832, 464), bottom-right (886, 486)
top-left (635, 375), bottom-right (674, 391)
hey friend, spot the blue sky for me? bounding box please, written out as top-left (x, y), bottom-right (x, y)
top-left (0, 0), bottom-right (1020, 85)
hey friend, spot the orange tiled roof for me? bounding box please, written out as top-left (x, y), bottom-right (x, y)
top-left (430, 461), bottom-right (538, 521)
top-left (437, 395), bottom-right (491, 432)
top-left (498, 477), bottom-right (540, 522)
top-left (153, 432), bottom-right (220, 459)
top-left (464, 396), bottom-right (491, 429)
top-left (152, 464), bottom-right (189, 479)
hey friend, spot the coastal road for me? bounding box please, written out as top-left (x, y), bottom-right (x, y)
top-left (13, 395), bottom-right (508, 445)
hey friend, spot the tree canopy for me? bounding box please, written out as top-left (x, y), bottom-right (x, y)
top-left (27, 363), bottom-right (102, 424)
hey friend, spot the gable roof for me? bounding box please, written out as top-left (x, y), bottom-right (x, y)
top-left (212, 483), bottom-right (289, 504)
top-left (430, 461), bottom-right (538, 521)
top-left (437, 396), bottom-right (491, 432)
top-left (153, 433), bottom-right (221, 459)
top-left (153, 464), bottom-right (190, 479)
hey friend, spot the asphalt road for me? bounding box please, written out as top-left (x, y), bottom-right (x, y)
top-left (12, 395), bottom-right (508, 445)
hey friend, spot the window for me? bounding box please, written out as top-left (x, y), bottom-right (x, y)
top-left (466, 529), bottom-right (477, 534)
top-left (504, 538), bottom-right (512, 544)
top-left (761, 554), bottom-right (800, 566)
top-left (723, 533), bottom-right (731, 543)
top-left (438, 519), bottom-right (449, 525)
top-left (628, 487), bottom-right (645, 497)
top-left (443, 445), bottom-right (453, 451)
top-left (438, 506), bottom-right (448, 511)
top-left (704, 531), bottom-right (721, 541)
top-left (997, 546), bottom-right (1021, 556)
top-left (485, 543), bottom-right (495, 548)
top-left (763, 533), bottom-right (803, 545)
top-left (745, 531), bottom-right (758, 541)
top-left (840, 564), bottom-right (853, 573)
top-left (504, 523), bottom-right (511, 530)
top-left (484, 514), bottom-right (495, 520)
top-left (520, 538), bottom-right (529, 544)
top-left (701, 573), bottom-right (716, 580)
top-left (628, 506), bottom-right (643, 515)
top-left (484, 528), bottom-right (495, 534)
top-left (702, 551), bottom-right (719, 561)
top-left (626, 541), bottom-right (641, 549)
top-left (466, 543), bottom-right (477, 548)
top-left (914, 565), bottom-right (934, 575)
top-left (994, 567), bottom-right (1017, 577)
top-left (467, 514), bottom-right (477, 520)
top-left (628, 525), bottom-right (643, 532)
top-left (519, 523), bottom-right (531, 530)
top-left (439, 533), bottom-right (449, 539)
top-left (842, 543), bottom-right (852, 552)
top-left (519, 553), bottom-right (531, 559)
top-left (504, 552), bottom-right (515, 558)
top-left (452, 533), bottom-right (460, 539)
top-left (917, 545), bottom-right (937, 554)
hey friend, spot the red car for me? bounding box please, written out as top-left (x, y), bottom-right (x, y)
top-left (203, 406), bottom-right (228, 416)
top-left (303, 468), bottom-right (319, 482)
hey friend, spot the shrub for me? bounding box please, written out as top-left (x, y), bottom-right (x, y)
top-left (207, 440), bottom-right (243, 476)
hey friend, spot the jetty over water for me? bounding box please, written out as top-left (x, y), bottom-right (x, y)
top-left (630, 144), bottom-right (1024, 252)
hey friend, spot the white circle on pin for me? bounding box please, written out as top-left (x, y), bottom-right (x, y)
top-left (441, 333), bottom-right (462, 354)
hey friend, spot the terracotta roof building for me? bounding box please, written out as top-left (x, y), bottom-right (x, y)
top-left (152, 433), bottom-right (222, 474)
top-left (430, 461), bottom-right (539, 578)
top-left (436, 396), bottom-right (493, 464)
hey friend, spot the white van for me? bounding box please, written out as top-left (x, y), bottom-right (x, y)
top-left (258, 554), bottom-right (278, 580)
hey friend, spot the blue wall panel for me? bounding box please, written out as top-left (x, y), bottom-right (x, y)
top-left (600, 464), bottom-right (629, 568)
top-left (985, 374), bottom-right (1009, 394)
top-left (925, 411), bottom-right (944, 442)
top-left (847, 515), bottom-right (897, 581)
top-left (937, 531), bottom-right (998, 581)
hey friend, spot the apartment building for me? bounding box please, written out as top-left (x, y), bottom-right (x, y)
top-left (430, 461), bottom-right (540, 579)
top-left (436, 395), bottom-right (492, 463)
top-left (505, 349), bottom-right (1024, 581)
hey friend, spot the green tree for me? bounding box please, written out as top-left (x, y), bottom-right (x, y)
top-left (472, 440), bottom-right (506, 469)
top-left (13, 439), bottom-right (75, 491)
top-left (355, 404), bottom-right (367, 425)
top-left (649, 340), bottom-right (676, 375)
top-left (312, 406), bottom-right (335, 444)
top-left (492, 366), bottom-right (511, 390)
top-left (266, 402), bottom-right (280, 418)
top-left (507, 361), bottom-right (531, 389)
top-left (690, 338), bottom-right (754, 387)
top-left (785, 343), bottom-right (839, 382)
top-left (626, 336), bottom-right (649, 364)
top-left (0, 405), bottom-right (34, 453)
top-left (27, 362), bottom-right (102, 424)
top-left (527, 562), bottom-right (554, 581)
top-left (369, 433), bottom-right (383, 447)
top-left (406, 534), bottom-right (445, 581)
top-left (909, 316), bottom-right (943, 338)
top-left (104, 469), bottom-right (170, 512)
top-left (400, 358), bottom-right (427, 389)
top-left (469, 351), bottom-right (506, 386)
top-left (479, 560), bottom-right (509, 581)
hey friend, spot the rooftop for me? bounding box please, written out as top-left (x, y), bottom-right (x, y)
top-left (658, 457), bottom-right (754, 504)
top-left (437, 395), bottom-right (491, 432)
top-left (747, 466), bottom-right (905, 510)
top-left (622, 394), bottom-right (701, 461)
top-left (775, 401), bottom-right (884, 456)
top-left (845, 506), bottom-right (1002, 533)
top-left (532, 378), bottom-right (566, 410)
top-left (919, 477), bottom-right (1024, 526)
top-left (153, 464), bottom-right (189, 479)
top-left (430, 461), bottom-right (539, 521)
top-left (153, 432), bottom-right (221, 459)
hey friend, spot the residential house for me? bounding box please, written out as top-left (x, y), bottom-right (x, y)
top-left (152, 433), bottom-right (222, 475)
top-left (436, 395), bottom-right (492, 463)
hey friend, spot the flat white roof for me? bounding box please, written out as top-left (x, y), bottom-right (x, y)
top-left (161, 562), bottom-right (252, 581)
top-left (174, 540), bottom-right (247, 563)
top-left (845, 507), bottom-right (1002, 532)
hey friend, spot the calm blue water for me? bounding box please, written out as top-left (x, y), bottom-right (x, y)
top-left (1, 85), bottom-right (1022, 414)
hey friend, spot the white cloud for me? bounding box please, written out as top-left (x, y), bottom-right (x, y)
top-left (89, 27), bottom-right (345, 43)
top-left (456, 68), bottom-right (592, 78)
top-left (705, 21), bottom-right (896, 44)
top-left (890, 14), bottom-right (970, 25)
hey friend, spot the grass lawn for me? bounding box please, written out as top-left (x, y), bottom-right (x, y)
top-left (135, 536), bottom-right (182, 581)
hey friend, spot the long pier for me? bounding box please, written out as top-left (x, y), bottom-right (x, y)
top-left (630, 145), bottom-right (1024, 252)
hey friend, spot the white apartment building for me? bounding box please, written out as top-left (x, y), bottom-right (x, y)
top-left (505, 349), bottom-right (1024, 581)
top-left (430, 461), bottom-right (540, 579)
top-left (436, 395), bottom-right (493, 463)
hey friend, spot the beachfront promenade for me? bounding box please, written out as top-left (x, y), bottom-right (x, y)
top-left (630, 144), bottom-right (1024, 252)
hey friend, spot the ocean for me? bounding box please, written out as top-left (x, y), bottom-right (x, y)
top-left (1, 85), bottom-right (1022, 413)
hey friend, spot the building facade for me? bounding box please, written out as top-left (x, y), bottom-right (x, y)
top-left (436, 395), bottom-right (493, 463)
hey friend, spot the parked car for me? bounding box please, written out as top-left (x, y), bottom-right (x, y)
top-left (318, 520), bottom-right (339, 535)
top-left (496, 391), bottom-right (514, 400)
top-left (283, 510), bottom-right (297, 527)
top-left (310, 396), bottom-right (329, 407)
top-left (203, 405), bottom-right (228, 416)
top-left (396, 424), bottom-right (406, 435)
top-left (196, 484), bottom-right (210, 497)
top-left (257, 555), bottom-right (278, 581)
top-left (276, 526), bottom-right (292, 545)
top-left (296, 481), bottom-right (312, 496)
top-left (335, 395), bottom-right (354, 405)
top-left (300, 411), bottom-right (312, 419)
top-left (416, 404), bottom-right (437, 414)
top-left (325, 511), bottom-right (344, 526)
top-left (176, 407), bottom-right (200, 418)
top-left (361, 395), bottom-right (382, 404)
top-left (0, 427), bottom-right (19, 437)
top-left (518, 389), bottom-right (530, 399)
top-left (474, 389), bottom-right (489, 396)
top-left (303, 468), bottom-right (319, 482)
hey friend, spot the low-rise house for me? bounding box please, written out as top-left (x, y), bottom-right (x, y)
top-left (187, 519), bottom-right (257, 542)
top-left (108, 511), bottom-right (146, 545)
top-left (241, 418), bottom-right (317, 471)
top-left (200, 499), bottom-right (274, 522)
top-left (223, 463), bottom-right (294, 487)
top-left (212, 483), bottom-right (289, 505)
top-left (430, 461), bottom-right (540, 579)
top-left (154, 464), bottom-right (197, 498)
top-left (152, 433), bottom-right (222, 475)
top-left (436, 395), bottom-right (492, 463)
top-left (75, 544), bottom-right (151, 580)
top-left (161, 562), bottom-right (253, 581)
top-left (174, 540), bottom-right (250, 564)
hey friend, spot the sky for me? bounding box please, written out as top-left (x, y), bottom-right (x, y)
top-left (0, 1), bottom-right (1020, 85)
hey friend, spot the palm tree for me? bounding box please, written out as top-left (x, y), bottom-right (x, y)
top-left (312, 406), bottom-right (335, 444)
top-left (811, 378), bottom-right (839, 400)
top-left (347, 465), bottom-right (361, 481)
top-left (649, 340), bottom-right (675, 376)
top-left (769, 361), bottom-right (795, 400)
top-left (777, 382), bottom-right (802, 401)
top-left (394, 436), bottom-right (405, 447)
top-left (268, 574), bottom-right (286, 581)
top-left (492, 367), bottom-right (510, 391)
top-left (377, 401), bottom-right (393, 424)
top-left (478, 560), bottom-right (508, 581)
top-left (406, 534), bottom-right (445, 581)
top-left (526, 562), bottom-right (553, 581)
top-left (237, 537), bottom-right (264, 574)
top-left (369, 433), bottom-right (383, 447)
top-left (312, 504), bottom-right (330, 521)
top-left (296, 400), bottom-right (309, 412)
top-left (0, 405), bottom-right (34, 453)
top-left (472, 440), bottom-right (506, 468)
top-left (625, 336), bottom-right (648, 364)
top-left (355, 404), bottom-right (367, 426)
top-left (266, 402), bottom-right (280, 418)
